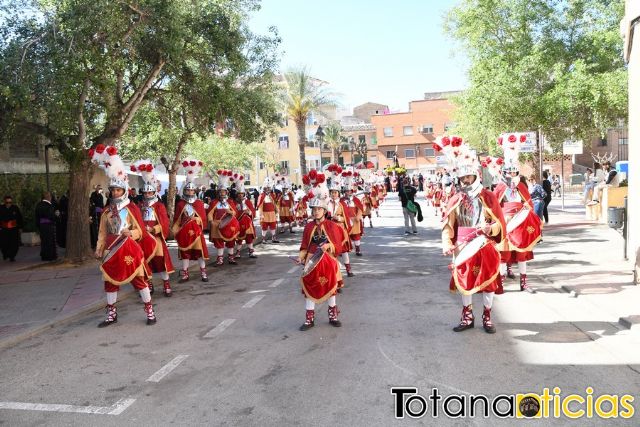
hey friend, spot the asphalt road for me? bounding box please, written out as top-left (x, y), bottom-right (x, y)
top-left (1, 195), bottom-right (639, 426)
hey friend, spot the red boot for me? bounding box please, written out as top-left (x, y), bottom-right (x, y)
top-left (215, 255), bottom-right (224, 266)
top-left (328, 305), bottom-right (342, 327)
top-left (163, 280), bottom-right (172, 297)
top-left (299, 309), bottom-right (315, 331)
top-left (453, 305), bottom-right (474, 332)
top-left (228, 254), bottom-right (237, 265)
top-left (98, 304), bottom-right (117, 328)
top-left (147, 280), bottom-right (155, 295)
top-left (345, 263), bottom-right (354, 277)
top-left (144, 302), bottom-right (157, 325)
top-left (495, 275), bottom-right (505, 295)
top-left (200, 267), bottom-right (208, 282)
top-left (482, 306), bottom-right (496, 333)
top-left (178, 269), bottom-right (189, 283)
top-left (355, 245), bottom-right (362, 256)
top-left (506, 264), bottom-right (516, 279)
top-left (520, 274), bottom-right (535, 293)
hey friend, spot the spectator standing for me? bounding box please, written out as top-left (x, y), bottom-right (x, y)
top-left (542, 171), bottom-right (552, 224)
top-left (0, 195), bottom-right (23, 262)
top-left (398, 176), bottom-right (418, 234)
top-left (89, 184), bottom-right (105, 249)
top-left (35, 191), bottom-right (58, 261)
top-left (418, 173), bottom-right (424, 192)
top-left (527, 176), bottom-right (546, 220)
top-left (204, 183), bottom-right (217, 201)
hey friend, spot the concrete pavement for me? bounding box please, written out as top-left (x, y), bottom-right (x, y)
top-left (0, 193), bottom-right (639, 425)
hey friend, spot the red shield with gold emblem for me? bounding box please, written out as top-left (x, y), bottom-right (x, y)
top-left (100, 237), bottom-right (146, 285)
top-left (175, 219), bottom-right (202, 250)
top-left (506, 208), bottom-right (541, 251)
top-left (452, 235), bottom-right (500, 293)
top-left (238, 214), bottom-right (253, 236)
top-left (301, 250), bottom-right (338, 303)
top-left (219, 214), bottom-right (240, 241)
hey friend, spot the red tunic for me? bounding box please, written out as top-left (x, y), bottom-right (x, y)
top-left (278, 192), bottom-right (295, 223)
top-left (494, 181), bottom-right (536, 262)
top-left (234, 198), bottom-right (256, 240)
top-left (172, 199), bottom-right (209, 260)
top-left (257, 193), bottom-right (278, 225)
top-left (326, 198), bottom-right (352, 252)
top-left (139, 200), bottom-right (175, 274)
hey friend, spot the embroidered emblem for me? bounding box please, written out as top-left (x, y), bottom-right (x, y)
top-left (124, 255), bottom-right (134, 266)
top-left (526, 226), bottom-right (535, 234)
top-left (318, 276), bottom-right (328, 286)
top-left (472, 265), bottom-right (481, 276)
top-left (188, 230), bottom-right (195, 236)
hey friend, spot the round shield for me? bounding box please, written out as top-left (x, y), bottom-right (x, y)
top-left (506, 208), bottom-right (541, 251)
top-left (219, 214), bottom-right (240, 241)
top-left (301, 250), bottom-right (338, 302)
top-left (175, 218), bottom-right (202, 250)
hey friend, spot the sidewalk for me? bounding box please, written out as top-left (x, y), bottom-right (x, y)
top-left (0, 229), bottom-right (266, 349)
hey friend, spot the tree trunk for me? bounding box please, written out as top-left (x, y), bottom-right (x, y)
top-left (297, 121), bottom-right (307, 176)
top-left (330, 149), bottom-right (335, 164)
top-left (65, 157), bottom-right (93, 263)
top-left (167, 168), bottom-right (178, 230)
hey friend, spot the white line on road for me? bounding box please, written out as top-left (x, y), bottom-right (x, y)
top-left (269, 278), bottom-right (284, 288)
top-left (146, 355), bottom-right (189, 383)
top-left (204, 319), bottom-right (236, 338)
top-left (287, 266), bottom-right (298, 274)
top-left (248, 289), bottom-right (269, 293)
top-left (242, 295), bottom-right (265, 308)
top-left (0, 397), bottom-right (136, 416)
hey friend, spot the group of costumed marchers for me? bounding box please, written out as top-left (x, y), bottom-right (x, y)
top-left (436, 135), bottom-right (541, 334)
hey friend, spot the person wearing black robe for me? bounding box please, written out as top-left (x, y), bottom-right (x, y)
top-left (56, 191), bottom-right (69, 248)
top-left (35, 192), bottom-right (57, 261)
top-left (89, 185), bottom-right (105, 249)
top-left (0, 195), bottom-right (23, 262)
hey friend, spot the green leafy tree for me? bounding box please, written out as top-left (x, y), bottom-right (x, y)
top-left (185, 135), bottom-right (264, 182)
top-left (280, 67), bottom-right (338, 176)
top-left (322, 121), bottom-right (343, 164)
top-left (446, 0), bottom-right (627, 175)
top-left (1, 0), bottom-right (280, 260)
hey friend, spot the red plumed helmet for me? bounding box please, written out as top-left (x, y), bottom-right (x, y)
top-left (302, 175), bottom-right (310, 185)
top-left (106, 146), bottom-right (117, 156)
top-left (317, 174), bottom-right (325, 183)
top-left (95, 144), bottom-right (106, 154)
top-left (189, 160), bottom-right (196, 166)
top-left (217, 169), bottom-right (223, 175)
top-left (496, 158), bottom-right (504, 165)
top-left (239, 175), bottom-right (244, 180)
top-left (183, 161), bottom-right (190, 167)
top-left (88, 148), bottom-right (95, 158)
top-left (441, 136), bottom-right (451, 146)
top-left (485, 157), bottom-right (492, 164)
top-left (130, 165), bottom-right (137, 172)
top-left (309, 169), bottom-right (317, 179)
top-left (146, 164), bottom-right (153, 172)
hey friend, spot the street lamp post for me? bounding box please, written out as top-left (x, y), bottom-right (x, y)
top-left (315, 125), bottom-right (325, 169)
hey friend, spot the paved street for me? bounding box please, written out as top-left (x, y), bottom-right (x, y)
top-left (1, 195), bottom-right (639, 426)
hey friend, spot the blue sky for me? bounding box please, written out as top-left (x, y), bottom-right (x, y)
top-left (249, 0), bottom-right (468, 113)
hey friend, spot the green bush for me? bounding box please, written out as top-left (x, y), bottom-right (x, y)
top-left (0, 173), bottom-right (68, 232)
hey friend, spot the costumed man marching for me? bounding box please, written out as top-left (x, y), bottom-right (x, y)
top-left (277, 177), bottom-right (296, 234)
top-left (341, 171), bottom-right (365, 256)
top-left (361, 185), bottom-right (376, 228)
top-left (257, 178), bottom-right (280, 244)
top-left (207, 170), bottom-right (240, 266)
top-left (370, 181), bottom-right (381, 218)
top-left (438, 136), bottom-right (506, 334)
top-left (233, 175), bottom-right (258, 259)
top-left (294, 188), bottom-right (309, 228)
top-left (296, 170), bottom-right (344, 331)
top-left (493, 134), bottom-right (541, 293)
top-left (90, 146), bottom-right (157, 326)
top-left (172, 159), bottom-right (209, 282)
top-left (132, 160), bottom-right (175, 297)
top-left (0, 195), bottom-right (23, 262)
top-left (325, 166), bottom-right (354, 279)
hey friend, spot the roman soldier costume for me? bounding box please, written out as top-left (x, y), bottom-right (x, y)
top-left (90, 145), bottom-right (156, 327)
top-left (172, 159), bottom-right (209, 283)
top-left (436, 136), bottom-right (506, 334)
top-left (325, 165), bottom-right (353, 279)
top-left (233, 175), bottom-right (258, 259)
top-left (493, 134), bottom-right (542, 293)
top-left (341, 171), bottom-right (365, 256)
top-left (257, 177), bottom-right (280, 243)
top-left (294, 189), bottom-right (309, 227)
top-left (207, 170), bottom-right (240, 266)
top-left (276, 177), bottom-right (296, 234)
top-left (297, 170), bottom-right (344, 331)
top-left (132, 160), bottom-right (175, 297)
top-left (360, 185), bottom-right (377, 228)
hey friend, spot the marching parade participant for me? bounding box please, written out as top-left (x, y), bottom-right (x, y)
top-left (433, 182), bottom-right (444, 217)
top-left (294, 188), bottom-right (309, 228)
top-left (132, 160), bottom-right (175, 297)
top-left (361, 185), bottom-right (377, 228)
top-left (325, 165), bottom-right (354, 278)
top-left (172, 159), bottom-right (209, 283)
top-left (342, 171), bottom-right (365, 256)
top-left (296, 170), bottom-right (344, 331)
top-left (370, 181), bottom-right (381, 217)
top-left (493, 134), bottom-right (541, 293)
top-left (277, 177), bottom-right (296, 234)
top-left (208, 170), bottom-right (240, 266)
top-left (90, 145), bottom-right (157, 326)
top-left (438, 136), bottom-right (506, 334)
top-left (233, 175), bottom-right (258, 259)
top-left (257, 177), bottom-right (280, 244)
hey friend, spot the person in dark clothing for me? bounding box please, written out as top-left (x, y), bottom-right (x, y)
top-left (384, 176), bottom-right (391, 193)
top-left (89, 185), bottom-right (105, 249)
top-left (161, 189), bottom-right (169, 206)
top-left (398, 177), bottom-right (418, 234)
top-left (252, 188), bottom-right (259, 207)
top-left (204, 183), bottom-right (217, 201)
top-left (541, 171), bottom-right (552, 224)
top-left (35, 191), bottom-right (57, 261)
top-left (0, 195), bottom-right (23, 262)
top-left (56, 191), bottom-right (69, 248)
top-left (418, 173), bottom-right (424, 192)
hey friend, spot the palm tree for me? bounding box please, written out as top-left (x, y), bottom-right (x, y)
top-left (323, 121), bottom-right (343, 164)
top-left (280, 67), bottom-right (338, 176)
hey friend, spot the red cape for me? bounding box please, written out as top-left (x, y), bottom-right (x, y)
top-left (442, 189), bottom-right (506, 246)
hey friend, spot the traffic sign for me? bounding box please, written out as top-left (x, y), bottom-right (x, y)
top-left (562, 140), bottom-right (583, 155)
top-left (519, 131), bottom-right (537, 153)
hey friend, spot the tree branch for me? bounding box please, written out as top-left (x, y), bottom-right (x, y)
top-left (121, 59), bottom-right (165, 115)
top-left (116, 70), bottom-right (124, 105)
top-left (78, 77), bottom-right (91, 143)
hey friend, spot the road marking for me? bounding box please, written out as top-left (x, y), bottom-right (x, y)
top-left (269, 278), bottom-right (284, 288)
top-left (242, 295), bottom-right (265, 308)
top-left (287, 266), bottom-right (298, 274)
top-left (248, 289), bottom-right (268, 293)
top-left (0, 397), bottom-right (136, 416)
top-left (146, 355), bottom-right (189, 383)
top-left (204, 319), bottom-right (236, 338)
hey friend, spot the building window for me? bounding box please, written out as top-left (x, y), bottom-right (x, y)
top-left (371, 135), bottom-right (377, 145)
top-left (383, 127), bottom-right (393, 137)
top-left (279, 161), bottom-right (289, 174)
top-left (424, 148), bottom-right (435, 157)
top-left (420, 124), bottom-right (434, 134)
top-left (405, 148), bottom-right (416, 158)
top-left (358, 134), bottom-right (366, 144)
top-left (278, 135), bottom-right (289, 149)
top-left (386, 150), bottom-right (395, 159)
top-left (403, 126), bottom-right (413, 136)
top-left (444, 122), bottom-right (455, 132)
top-left (619, 138), bottom-right (628, 145)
